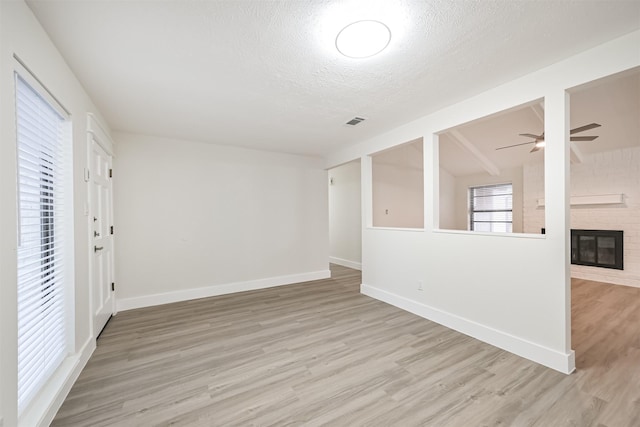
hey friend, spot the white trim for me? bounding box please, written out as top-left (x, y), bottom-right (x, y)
top-left (117, 270), bottom-right (331, 312)
top-left (13, 55), bottom-right (70, 117)
top-left (367, 227), bottom-right (425, 232)
top-left (87, 113), bottom-right (114, 155)
top-left (361, 283), bottom-right (575, 374)
top-left (19, 338), bottom-right (96, 427)
top-left (329, 257), bottom-right (362, 270)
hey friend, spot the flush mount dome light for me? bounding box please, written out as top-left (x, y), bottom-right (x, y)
top-left (336, 20), bottom-right (391, 58)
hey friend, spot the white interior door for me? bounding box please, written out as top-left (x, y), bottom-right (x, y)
top-left (91, 138), bottom-right (114, 337)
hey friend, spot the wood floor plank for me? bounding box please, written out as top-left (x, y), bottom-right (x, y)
top-left (52, 266), bottom-right (640, 426)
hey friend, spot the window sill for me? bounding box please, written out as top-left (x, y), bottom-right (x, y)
top-left (367, 226), bottom-right (425, 232)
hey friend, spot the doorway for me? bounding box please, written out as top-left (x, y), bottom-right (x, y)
top-left (328, 159), bottom-right (362, 271)
top-left (567, 68), bottom-right (640, 369)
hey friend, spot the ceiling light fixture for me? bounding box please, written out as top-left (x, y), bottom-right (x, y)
top-left (336, 20), bottom-right (391, 58)
top-left (535, 141), bottom-right (546, 148)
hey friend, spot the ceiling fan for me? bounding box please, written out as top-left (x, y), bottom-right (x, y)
top-left (496, 123), bottom-right (601, 153)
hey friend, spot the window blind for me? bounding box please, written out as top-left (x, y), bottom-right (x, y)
top-left (469, 183), bottom-right (513, 232)
top-left (15, 72), bottom-right (69, 414)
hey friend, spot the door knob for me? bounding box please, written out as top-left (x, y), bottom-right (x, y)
top-left (94, 246), bottom-right (104, 252)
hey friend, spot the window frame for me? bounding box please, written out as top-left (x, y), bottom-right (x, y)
top-left (468, 182), bottom-right (514, 233)
top-left (14, 63), bottom-right (74, 416)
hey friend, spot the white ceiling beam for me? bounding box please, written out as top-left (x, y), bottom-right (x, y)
top-left (569, 142), bottom-right (585, 164)
top-left (530, 102), bottom-right (545, 124)
top-left (448, 129), bottom-right (501, 176)
top-left (532, 102), bottom-right (583, 164)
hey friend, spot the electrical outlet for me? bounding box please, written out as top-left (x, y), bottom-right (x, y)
top-left (417, 280), bottom-right (423, 291)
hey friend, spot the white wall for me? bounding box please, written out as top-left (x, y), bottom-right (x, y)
top-left (0, 1), bottom-right (111, 425)
top-left (524, 146), bottom-right (640, 287)
top-left (438, 168), bottom-right (456, 230)
top-left (113, 132), bottom-right (329, 310)
top-left (328, 30), bottom-right (640, 374)
top-left (372, 140), bottom-right (424, 229)
top-left (329, 160), bottom-right (362, 270)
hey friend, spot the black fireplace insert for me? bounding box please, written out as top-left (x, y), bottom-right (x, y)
top-left (571, 229), bottom-right (623, 270)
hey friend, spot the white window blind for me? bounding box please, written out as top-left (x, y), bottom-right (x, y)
top-left (15, 72), bottom-right (70, 414)
top-left (469, 183), bottom-right (513, 232)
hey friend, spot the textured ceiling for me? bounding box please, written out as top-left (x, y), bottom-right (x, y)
top-left (26, 0), bottom-right (640, 156)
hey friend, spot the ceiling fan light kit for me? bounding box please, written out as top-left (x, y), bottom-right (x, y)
top-left (496, 123), bottom-right (601, 152)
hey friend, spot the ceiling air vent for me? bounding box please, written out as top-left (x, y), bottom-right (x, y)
top-left (346, 117), bottom-right (366, 126)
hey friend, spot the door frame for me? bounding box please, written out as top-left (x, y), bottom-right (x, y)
top-left (87, 113), bottom-right (116, 339)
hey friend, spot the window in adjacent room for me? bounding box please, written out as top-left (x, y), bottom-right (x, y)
top-left (437, 98), bottom-right (544, 234)
top-left (469, 183), bottom-right (513, 232)
top-left (15, 70), bottom-right (72, 414)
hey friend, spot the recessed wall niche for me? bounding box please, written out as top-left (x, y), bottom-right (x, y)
top-left (438, 100), bottom-right (546, 234)
top-left (371, 138), bottom-right (424, 229)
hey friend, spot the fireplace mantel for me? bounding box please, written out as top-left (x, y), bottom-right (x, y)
top-left (536, 193), bottom-right (624, 207)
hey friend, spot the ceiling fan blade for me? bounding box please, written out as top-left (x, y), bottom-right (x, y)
top-left (496, 141), bottom-right (535, 150)
top-left (570, 123), bottom-right (601, 134)
top-left (519, 133), bottom-right (542, 139)
top-left (530, 145), bottom-right (542, 153)
top-left (570, 135), bottom-right (599, 142)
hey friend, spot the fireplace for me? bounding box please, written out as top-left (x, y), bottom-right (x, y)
top-left (541, 228), bottom-right (624, 270)
top-left (571, 229), bottom-right (624, 270)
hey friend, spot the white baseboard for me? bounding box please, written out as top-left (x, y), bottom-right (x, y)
top-left (23, 337), bottom-right (96, 427)
top-left (329, 257), bottom-right (362, 270)
top-left (117, 269), bottom-right (331, 312)
top-left (361, 283), bottom-right (575, 375)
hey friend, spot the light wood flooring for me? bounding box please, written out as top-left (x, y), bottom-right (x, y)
top-left (52, 266), bottom-right (640, 426)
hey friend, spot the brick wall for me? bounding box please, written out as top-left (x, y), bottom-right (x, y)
top-left (523, 146), bottom-right (640, 287)
top-left (523, 161), bottom-right (545, 235)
